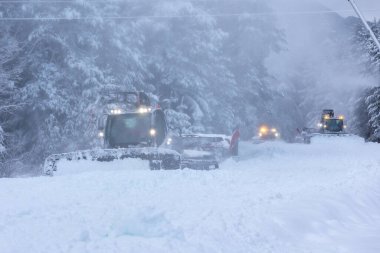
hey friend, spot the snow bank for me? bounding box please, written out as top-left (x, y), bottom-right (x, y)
top-left (1, 136), bottom-right (380, 253)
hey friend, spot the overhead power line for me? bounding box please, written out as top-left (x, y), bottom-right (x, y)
top-left (0, 9), bottom-right (379, 21)
top-left (0, 0), bottom-right (111, 2)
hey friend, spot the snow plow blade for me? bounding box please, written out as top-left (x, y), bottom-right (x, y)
top-left (44, 148), bottom-right (181, 176)
top-left (304, 133), bottom-right (352, 144)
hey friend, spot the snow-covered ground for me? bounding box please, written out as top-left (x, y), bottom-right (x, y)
top-left (1, 136), bottom-right (380, 253)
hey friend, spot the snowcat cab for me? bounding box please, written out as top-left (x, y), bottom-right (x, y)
top-left (103, 109), bottom-right (167, 148)
top-left (44, 92), bottom-right (181, 175)
top-left (320, 115), bottom-right (346, 133)
top-left (318, 109), bottom-right (346, 134)
top-left (321, 109), bottom-right (334, 121)
top-left (98, 91), bottom-right (167, 148)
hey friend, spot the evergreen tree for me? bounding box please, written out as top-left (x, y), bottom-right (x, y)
top-left (0, 0), bottom-right (285, 175)
top-left (0, 15), bottom-right (25, 175)
top-left (354, 20), bottom-right (380, 75)
top-left (365, 87), bottom-right (380, 142)
top-left (351, 89), bottom-right (371, 139)
top-left (352, 20), bottom-right (380, 142)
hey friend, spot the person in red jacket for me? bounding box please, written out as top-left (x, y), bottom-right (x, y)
top-left (230, 126), bottom-right (240, 156)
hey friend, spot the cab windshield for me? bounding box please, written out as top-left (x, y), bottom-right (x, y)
top-left (107, 113), bottom-right (151, 145)
top-left (325, 119), bottom-right (343, 132)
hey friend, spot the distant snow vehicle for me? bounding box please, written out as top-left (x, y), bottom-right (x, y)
top-left (164, 134), bottom-right (229, 170)
top-left (317, 109), bottom-right (347, 134)
top-left (182, 134), bottom-right (231, 160)
top-left (302, 109), bottom-right (349, 143)
top-left (252, 125), bottom-right (281, 143)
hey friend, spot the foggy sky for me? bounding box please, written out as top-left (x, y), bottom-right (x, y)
top-left (267, 0), bottom-right (379, 126)
top-left (271, 0), bottom-right (380, 20)
top-left (325, 0), bottom-right (380, 19)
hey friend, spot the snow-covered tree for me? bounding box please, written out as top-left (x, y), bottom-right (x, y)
top-left (0, 15), bottom-right (25, 176)
top-left (351, 89), bottom-right (371, 139)
top-left (365, 87), bottom-right (380, 142)
top-left (351, 20), bottom-right (380, 142)
top-left (354, 20), bottom-right (380, 75)
top-left (0, 0), bottom-right (286, 174)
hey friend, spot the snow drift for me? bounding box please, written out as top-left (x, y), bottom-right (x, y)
top-left (0, 136), bottom-right (380, 253)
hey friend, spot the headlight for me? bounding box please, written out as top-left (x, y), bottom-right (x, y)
top-left (98, 131), bottom-right (104, 137)
top-left (324, 115), bottom-right (330, 120)
top-left (318, 123), bottom-right (323, 127)
top-left (149, 128), bottom-right (156, 136)
top-left (271, 128), bottom-right (277, 133)
top-left (344, 125), bottom-right (347, 129)
top-left (166, 138), bottom-right (172, 145)
top-left (275, 133), bottom-right (279, 137)
top-left (111, 109), bottom-right (122, 114)
top-left (339, 115), bottom-right (344, 120)
top-left (139, 107), bottom-right (149, 114)
top-left (260, 126), bottom-right (268, 134)
top-left (323, 125), bottom-right (327, 128)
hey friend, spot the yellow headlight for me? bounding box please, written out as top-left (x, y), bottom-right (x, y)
top-left (324, 115), bottom-right (330, 120)
top-left (271, 128), bottom-right (277, 133)
top-left (339, 115), bottom-right (344, 120)
top-left (260, 126), bottom-right (268, 134)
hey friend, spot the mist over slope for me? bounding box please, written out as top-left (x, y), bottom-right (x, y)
top-left (268, 0), bottom-right (379, 127)
top-left (0, 0), bottom-right (379, 175)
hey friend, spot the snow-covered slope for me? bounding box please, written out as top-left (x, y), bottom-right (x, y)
top-left (1, 136), bottom-right (380, 253)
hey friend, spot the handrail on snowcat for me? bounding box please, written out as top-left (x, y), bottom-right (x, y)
top-left (101, 91), bottom-right (151, 109)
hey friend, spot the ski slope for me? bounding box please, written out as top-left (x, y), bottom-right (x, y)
top-left (1, 136), bottom-right (380, 253)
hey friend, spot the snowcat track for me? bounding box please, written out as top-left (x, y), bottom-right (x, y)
top-left (181, 159), bottom-right (219, 170)
top-left (44, 148), bottom-right (181, 175)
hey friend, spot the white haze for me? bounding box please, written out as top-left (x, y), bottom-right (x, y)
top-left (267, 0), bottom-right (379, 127)
top-left (325, 0), bottom-right (380, 19)
top-left (271, 0), bottom-right (380, 19)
